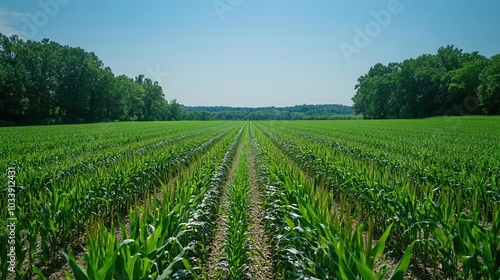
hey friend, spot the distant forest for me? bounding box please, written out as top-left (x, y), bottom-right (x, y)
top-left (0, 34), bottom-right (182, 125)
top-left (182, 104), bottom-right (355, 120)
top-left (353, 45), bottom-right (500, 119)
top-left (0, 34), bottom-right (353, 125)
top-left (5, 35), bottom-right (498, 125)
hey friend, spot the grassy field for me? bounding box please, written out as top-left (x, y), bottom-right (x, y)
top-left (1, 118), bottom-right (499, 279)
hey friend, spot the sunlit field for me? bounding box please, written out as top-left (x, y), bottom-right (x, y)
top-left (1, 117), bottom-right (498, 279)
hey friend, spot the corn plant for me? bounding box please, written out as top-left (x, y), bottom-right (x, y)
top-left (251, 123), bottom-right (415, 279)
top-left (0, 122), bottom-right (236, 277)
top-left (65, 124), bottom-right (245, 279)
top-left (223, 134), bottom-right (252, 279)
top-left (1, 118), bottom-right (498, 279)
top-left (254, 120), bottom-right (499, 279)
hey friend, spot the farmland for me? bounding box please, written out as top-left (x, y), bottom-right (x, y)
top-left (1, 118), bottom-right (499, 279)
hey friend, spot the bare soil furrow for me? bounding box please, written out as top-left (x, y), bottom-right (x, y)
top-left (247, 143), bottom-right (274, 280)
top-left (204, 135), bottom-right (244, 279)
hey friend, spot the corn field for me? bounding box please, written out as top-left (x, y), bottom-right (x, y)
top-left (1, 118), bottom-right (499, 279)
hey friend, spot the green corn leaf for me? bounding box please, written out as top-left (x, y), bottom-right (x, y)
top-left (157, 254), bottom-right (185, 280)
top-left (114, 248), bottom-right (128, 279)
top-left (390, 241), bottom-right (416, 280)
top-left (353, 257), bottom-right (376, 280)
top-left (370, 223), bottom-right (393, 262)
top-left (118, 217), bottom-right (129, 241)
top-left (96, 250), bottom-right (119, 280)
top-left (62, 250), bottom-right (89, 280)
top-left (32, 265), bottom-right (47, 280)
top-left (145, 224), bottom-right (163, 255)
top-left (181, 258), bottom-right (199, 279)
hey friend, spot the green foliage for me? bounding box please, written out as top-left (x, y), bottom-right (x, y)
top-left (0, 121), bottom-right (237, 278)
top-left (478, 54), bottom-right (500, 114)
top-left (182, 104), bottom-right (354, 120)
top-left (223, 133), bottom-right (251, 279)
top-left (252, 123), bottom-right (402, 279)
top-left (64, 124), bottom-right (245, 278)
top-left (353, 45), bottom-right (500, 118)
top-left (1, 119), bottom-right (498, 279)
top-left (254, 118), bottom-right (500, 278)
top-left (0, 33), bottom-right (353, 124)
top-left (0, 33), bottom-right (179, 125)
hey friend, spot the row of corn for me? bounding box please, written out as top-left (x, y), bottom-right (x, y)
top-left (0, 122), bottom-right (237, 279)
top-left (221, 126), bottom-right (252, 279)
top-left (250, 123), bottom-right (414, 279)
top-left (254, 121), bottom-right (499, 279)
top-left (265, 120), bottom-right (499, 221)
top-left (60, 124), bottom-right (245, 279)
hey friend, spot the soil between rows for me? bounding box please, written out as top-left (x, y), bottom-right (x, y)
top-left (205, 127), bottom-right (274, 279)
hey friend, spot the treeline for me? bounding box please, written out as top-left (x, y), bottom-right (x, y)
top-left (0, 34), bottom-right (181, 125)
top-left (182, 104), bottom-right (354, 120)
top-left (352, 45), bottom-right (500, 119)
top-left (0, 34), bottom-right (354, 125)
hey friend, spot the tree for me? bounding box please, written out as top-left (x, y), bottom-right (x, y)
top-left (0, 34), bottom-right (176, 125)
top-left (17, 39), bottom-right (61, 124)
top-left (135, 75), bottom-right (168, 121)
top-left (0, 34), bottom-right (29, 123)
top-left (439, 57), bottom-right (486, 115)
top-left (436, 45), bottom-right (465, 72)
top-left (167, 99), bottom-right (182, 121)
top-left (55, 46), bottom-right (93, 122)
top-left (352, 46), bottom-right (500, 119)
top-left (353, 63), bottom-right (401, 118)
top-left (478, 54), bottom-right (500, 114)
top-left (112, 75), bottom-right (144, 121)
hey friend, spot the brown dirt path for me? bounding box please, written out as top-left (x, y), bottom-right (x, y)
top-left (247, 140), bottom-right (274, 280)
top-left (204, 136), bottom-right (244, 279)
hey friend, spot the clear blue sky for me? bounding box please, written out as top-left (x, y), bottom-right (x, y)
top-left (1, 0), bottom-right (499, 107)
